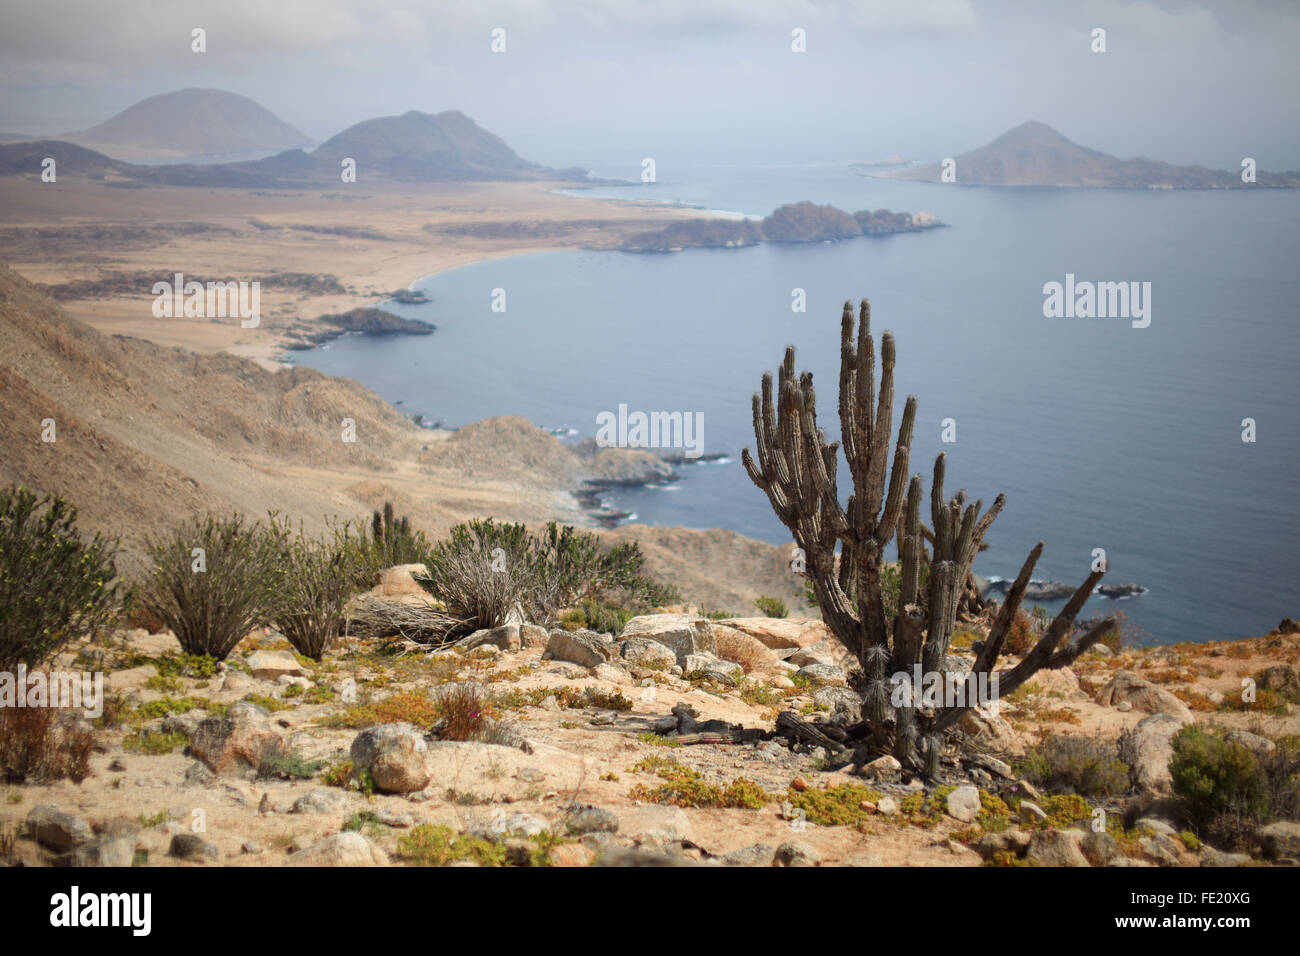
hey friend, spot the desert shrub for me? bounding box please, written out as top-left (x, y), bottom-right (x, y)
top-left (754, 595), bottom-right (788, 618)
top-left (1016, 734), bottom-right (1131, 797)
top-left (1170, 727), bottom-right (1267, 841)
top-left (628, 757), bottom-right (768, 809)
top-left (1004, 610), bottom-right (1037, 656)
top-left (139, 513), bottom-right (284, 660)
top-left (564, 598), bottom-right (634, 637)
top-left (430, 682), bottom-right (491, 741)
top-left (420, 519), bottom-right (677, 635)
top-left (256, 742), bottom-right (324, 780)
top-left (353, 502), bottom-right (429, 583)
top-left (0, 486), bottom-right (121, 669)
top-left (0, 705), bottom-right (95, 783)
top-left (271, 519), bottom-right (367, 659)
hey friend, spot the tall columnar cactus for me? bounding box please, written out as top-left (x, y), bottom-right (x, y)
top-left (743, 299), bottom-right (1114, 768)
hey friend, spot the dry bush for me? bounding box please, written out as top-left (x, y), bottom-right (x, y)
top-left (1003, 610), bottom-right (1036, 656)
top-left (432, 683), bottom-right (492, 741)
top-left (714, 630), bottom-right (769, 674)
top-left (0, 704), bottom-right (96, 783)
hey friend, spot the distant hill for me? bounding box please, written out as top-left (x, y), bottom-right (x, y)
top-left (65, 88), bottom-right (311, 160)
top-left (0, 106), bottom-right (586, 187)
top-left (884, 121), bottom-right (1300, 188)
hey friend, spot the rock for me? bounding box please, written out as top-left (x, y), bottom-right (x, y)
top-left (1108, 856), bottom-right (1155, 867)
top-left (168, 833), bottom-right (219, 860)
top-left (349, 723), bottom-right (432, 794)
top-left (621, 805), bottom-right (692, 846)
top-left (1019, 801), bottom-right (1048, 824)
top-left (858, 754), bottom-right (902, 781)
top-left (1027, 829), bottom-right (1090, 867)
top-left (596, 847), bottom-right (701, 867)
top-left (1098, 670), bottom-right (1193, 722)
top-left (723, 844), bottom-right (776, 867)
top-left (290, 831), bottom-right (389, 867)
top-left (471, 812), bottom-right (550, 840)
top-left (812, 686), bottom-right (863, 725)
top-left (591, 662), bottom-right (632, 685)
top-left (519, 624), bottom-right (549, 649)
top-left (1097, 583), bottom-right (1145, 599)
top-left (291, 789), bottom-right (352, 814)
top-left (974, 828), bottom-right (1031, 859)
top-left (714, 618), bottom-right (831, 651)
top-left (1135, 817), bottom-right (1178, 838)
top-left (160, 712), bottom-right (203, 737)
top-left (543, 629), bottom-right (615, 668)
top-left (465, 624), bottom-right (521, 652)
top-left (619, 614), bottom-right (716, 665)
top-left (26, 806), bottom-right (93, 852)
top-left (684, 653), bottom-right (741, 677)
top-left (788, 645), bottom-right (835, 667)
top-left (191, 708), bottom-right (284, 776)
top-left (550, 843), bottom-right (593, 867)
top-left (956, 708), bottom-right (1021, 751)
top-left (1024, 667), bottom-right (1084, 699)
top-left (183, 761), bottom-right (216, 786)
top-left (774, 841), bottom-right (821, 867)
top-left (946, 785), bottom-right (982, 823)
top-left (1119, 713), bottom-right (1185, 795)
top-left (241, 841), bottom-right (265, 855)
top-left (246, 649), bottom-right (306, 681)
top-left (1138, 834), bottom-right (1182, 866)
top-left (1258, 821), bottom-right (1300, 859)
top-left (1200, 845), bottom-right (1250, 867)
top-left (565, 807), bottom-right (620, 836)
top-left (1081, 830), bottom-right (1120, 866)
top-left (876, 795), bottom-right (900, 816)
top-left (796, 662), bottom-right (847, 686)
top-left (60, 836), bottom-right (136, 868)
top-left (372, 563), bottom-right (432, 598)
top-left (539, 695), bottom-right (561, 712)
top-left (619, 636), bottom-right (678, 668)
top-left (1270, 618), bottom-right (1300, 635)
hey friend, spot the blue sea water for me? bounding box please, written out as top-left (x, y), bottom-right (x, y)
top-left (298, 162), bottom-right (1300, 645)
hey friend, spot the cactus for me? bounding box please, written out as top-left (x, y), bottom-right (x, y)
top-left (743, 299), bottom-right (1115, 768)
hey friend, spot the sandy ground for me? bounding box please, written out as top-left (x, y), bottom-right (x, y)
top-left (3, 606), bottom-right (1297, 868)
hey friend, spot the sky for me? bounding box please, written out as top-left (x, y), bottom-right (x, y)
top-left (2, 0), bottom-right (1297, 171)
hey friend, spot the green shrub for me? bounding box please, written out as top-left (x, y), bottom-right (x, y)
top-left (1170, 727), bottom-right (1267, 832)
top-left (1016, 734), bottom-right (1131, 798)
top-left (139, 513), bottom-right (284, 660)
top-left (421, 519), bottom-right (677, 634)
top-left (754, 595), bottom-right (788, 618)
top-left (0, 486), bottom-right (121, 669)
top-left (271, 519), bottom-right (366, 659)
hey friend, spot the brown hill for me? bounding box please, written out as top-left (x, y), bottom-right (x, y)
top-left (886, 120), bottom-right (1300, 188)
top-left (66, 88), bottom-right (311, 160)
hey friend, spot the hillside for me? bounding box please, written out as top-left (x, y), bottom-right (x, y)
top-left (66, 89), bottom-right (311, 160)
top-left (0, 265), bottom-right (801, 610)
top-left (885, 120), bottom-right (1300, 188)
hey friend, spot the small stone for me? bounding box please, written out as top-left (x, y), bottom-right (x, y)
top-left (168, 833), bottom-right (219, 861)
top-left (1018, 801), bottom-right (1048, 824)
top-left (791, 776), bottom-right (809, 792)
top-left (1026, 829), bottom-right (1090, 867)
top-left (722, 844), bottom-right (775, 867)
top-left (876, 795), bottom-right (899, 816)
top-left (290, 831), bottom-right (388, 866)
top-left (291, 789), bottom-right (351, 814)
top-left (566, 807), bottom-right (620, 835)
top-left (25, 806), bottom-right (92, 853)
top-left (246, 649), bottom-right (307, 681)
top-left (774, 841), bottom-right (820, 867)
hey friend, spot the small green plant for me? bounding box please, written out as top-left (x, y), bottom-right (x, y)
top-left (123, 730), bottom-right (188, 755)
top-left (1016, 734), bottom-right (1131, 798)
top-left (137, 810), bottom-right (169, 828)
top-left (637, 732), bottom-right (684, 747)
top-left (256, 742), bottom-right (323, 780)
top-left (0, 486), bottom-right (121, 669)
top-left (396, 824), bottom-right (508, 867)
top-left (629, 757), bottom-right (769, 809)
top-left (754, 595), bottom-right (788, 618)
top-left (786, 783), bottom-right (883, 827)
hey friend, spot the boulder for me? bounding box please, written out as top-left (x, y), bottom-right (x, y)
top-left (1081, 830), bottom-right (1120, 866)
top-left (1026, 829), bottom-right (1090, 867)
top-left (291, 789), bottom-right (352, 814)
top-left (1118, 712), bottom-right (1185, 795)
top-left (464, 624), bottom-right (521, 653)
top-left (722, 844), bottom-right (775, 867)
top-left (190, 708), bottom-right (284, 775)
top-left (945, 785), bottom-right (982, 823)
top-left (619, 636), bottom-right (678, 668)
top-left (1224, 730), bottom-right (1276, 757)
top-left (683, 653), bottom-right (741, 677)
top-left (246, 649), bottom-right (306, 682)
top-left (543, 629), bottom-right (615, 668)
top-left (168, 833), bottom-right (218, 861)
top-left (620, 805), bottom-right (692, 846)
top-left (714, 618), bottom-right (831, 651)
top-left (349, 723), bottom-right (432, 794)
top-left (565, 807), bottom-right (620, 836)
top-left (372, 563), bottom-right (432, 599)
top-left (797, 662), bottom-right (847, 686)
top-left (290, 831), bottom-right (389, 867)
top-left (1097, 670), bottom-right (1193, 722)
top-left (1200, 845), bottom-right (1251, 867)
top-left (26, 806), bottom-right (92, 852)
top-left (813, 686), bottom-right (863, 725)
top-left (774, 841), bottom-right (821, 867)
top-left (63, 837), bottom-right (135, 868)
top-left (1257, 821), bottom-right (1300, 860)
top-left (619, 614), bottom-right (716, 665)
top-left (519, 624), bottom-right (549, 649)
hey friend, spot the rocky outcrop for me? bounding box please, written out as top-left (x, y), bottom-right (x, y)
top-left (1119, 712), bottom-right (1185, 795)
top-left (1098, 670), bottom-right (1194, 722)
top-left (619, 614), bottom-right (715, 666)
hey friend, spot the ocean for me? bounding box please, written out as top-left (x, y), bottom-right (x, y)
top-left (297, 161), bottom-right (1300, 645)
